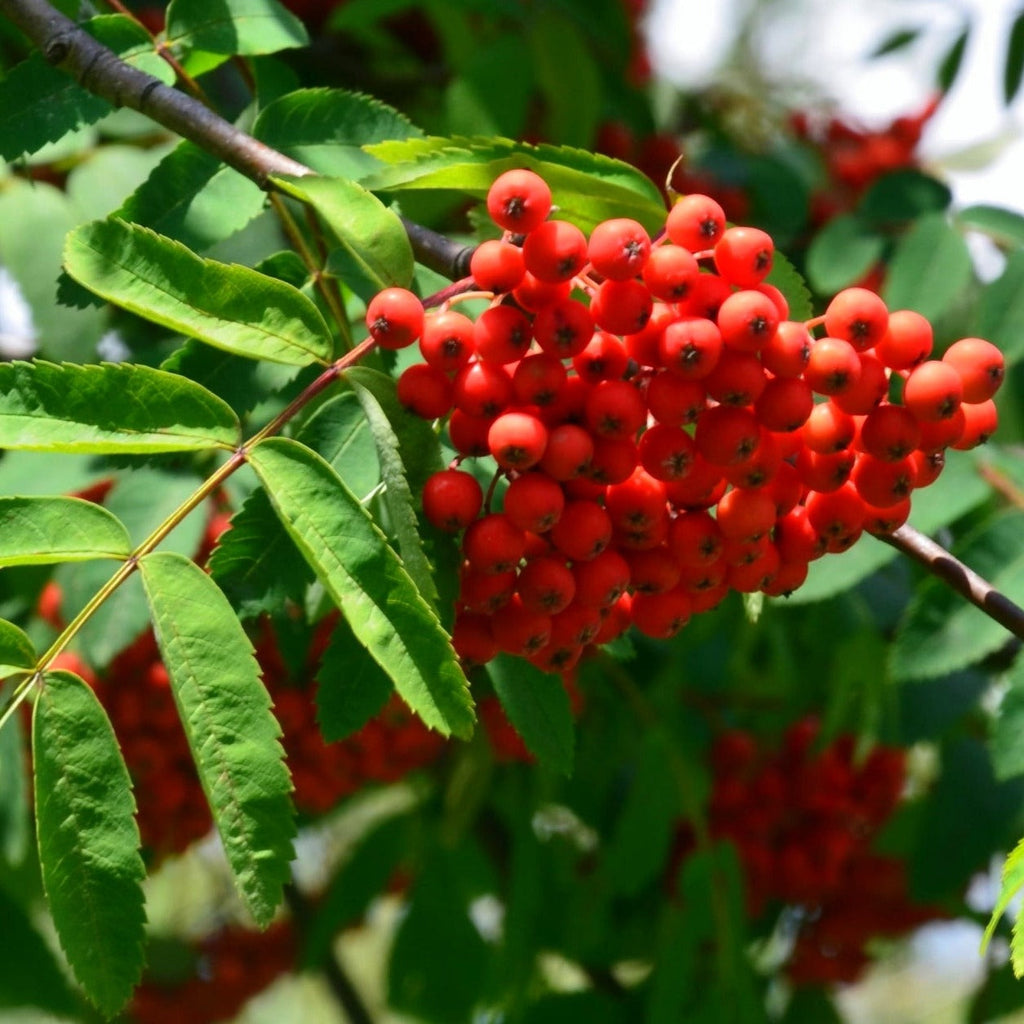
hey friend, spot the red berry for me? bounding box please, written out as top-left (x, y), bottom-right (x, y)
top-left (942, 337), bottom-right (1004, 404)
top-left (522, 220), bottom-right (588, 283)
top-left (486, 169), bottom-right (552, 233)
top-left (503, 472), bottom-right (565, 533)
top-left (365, 287), bottom-right (424, 349)
top-left (488, 411), bottom-right (549, 470)
top-left (714, 226), bottom-right (774, 287)
top-left (665, 193), bottom-right (726, 251)
top-left (421, 469), bottom-right (483, 531)
top-left (587, 217), bottom-right (652, 280)
top-left (469, 238), bottom-right (525, 293)
top-left (824, 288), bottom-right (889, 352)
top-left (902, 360), bottom-right (963, 422)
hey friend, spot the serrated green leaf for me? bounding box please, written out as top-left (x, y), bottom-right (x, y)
top-left (991, 657), bottom-right (1024, 781)
top-left (55, 467), bottom-right (209, 668)
top-left (347, 367), bottom-right (441, 607)
top-left (315, 614), bottom-right (393, 741)
top-left (139, 551), bottom-right (296, 925)
top-left (891, 511), bottom-right (1024, 681)
top-left (0, 15), bottom-right (175, 162)
top-left (488, 654), bottom-right (574, 775)
top-left (272, 174), bottom-right (414, 297)
top-left (33, 669), bottom-right (146, 1017)
top-left (161, 338), bottom-right (304, 418)
top-left (165, 0), bottom-right (308, 55)
top-left (1006, 10), bottom-right (1024, 104)
top-left (248, 437), bottom-right (474, 738)
top-left (298, 391), bottom-right (380, 498)
top-left (0, 361), bottom-right (239, 453)
top-left (956, 204), bottom-right (1024, 249)
top-left (209, 488), bottom-right (313, 619)
top-left (883, 213), bottom-right (973, 321)
top-left (984, 834), bottom-right (1024, 966)
top-left (253, 87), bottom-right (422, 178)
top-left (362, 136), bottom-right (667, 233)
top-left (765, 249), bottom-right (814, 322)
top-left (781, 449), bottom-right (991, 605)
top-left (0, 496), bottom-right (131, 566)
top-left (975, 249), bottom-right (1024, 368)
top-left (64, 219), bottom-right (333, 366)
top-left (115, 140), bottom-right (267, 252)
top-left (805, 214), bottom-right (886, 295)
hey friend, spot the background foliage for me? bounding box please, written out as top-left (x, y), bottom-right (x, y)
top-left (2, 1), bottom-right (1024, 1022)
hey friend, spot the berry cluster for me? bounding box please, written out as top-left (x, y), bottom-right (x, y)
top-left (684, 721), bottom-right (939, 984)
top-left (368, 169), bottom-right (1003, 675)
top-left (129, 919), bottom-right (296, 1024)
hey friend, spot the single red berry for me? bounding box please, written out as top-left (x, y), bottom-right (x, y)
top-left (488, 411), bottom-right (549, 470)
top-left (850, 453), bottom-right (916, 507)
top-left (704, 348), bottom-right (767, 406)
top-left (660, 317), bottom-right (723, 379)
top-left (941, 337), bottom-right (1005, 403)
top-left (474, 304), bottom-right (533, 365)
top-left (858, 404), bottom-right (921, 461)
top-left (419, 310), bottom-right (475, 372)
top-left (585, 379), bottom-right (647, 440)
top-left (832, 352), bottom-right (889, 415)
top-left (463, 513), bottom-right (527, 574)
top-left (646, 372), bottom-right (707, 426)
top-left (695, 404), bottom-right (761, 465)
top-left (665, 193), bottom-right (726, 251)
top-left (453, 361), bottom-right (514, 418)
top-left (717, 289), bottom-right (780, 353)
top-left (469, 238), bottom-right (525, 294)
top-left (517, 556), bottom-right (576, 614)
top-left (876, 309), bottom-right (933, 369)
top-left (804, 337), bottom-right (862, 396)
top-left (715, 486), bottom-right (777, 542)
top-left (642, 244), bottom-right (700, 302)
top-left (486, 169), bottom-right (552, 233)
top-left (538, 423), bottom-right (594, 481)
top-left (522, 220), bottom-right (588, 283)
top-left (952, 399), bottom-right (998, 449)
top-left (397, 363), bottom-right (453, 419)
top-left (638, 423), bottom-right (696, 481)
top-left (714, 226), bottom-right (774, 287)
top-left (503, 472), bottom-right (565, 533)
top-left (590, 278), bottom-right (653, 335)
top-left (587, 217), bottom-right (652, 280)
top-left (491, 594), bottom-right (552, 656)
top-left (421, 469), bottom-right (483, 531)
top-left (572, 548), bottom-right (632, 607)
top-left (512, 352), bottom-right (567, 406)
top-left (365, 287), bottom-right (424, 349)
top-left (572, 332), bottom-right (629, 384)
top-left (533, 298), bottom-right (595, 358)
top-left (550, 500), bottom-right (613, 561)
top-left (761, 320), bottom-right (812, 377)
top-left (754, 376), bottom-right (813, 432)
top-left (824, 288), bottom-right (890, 352)
top-left (902, 360), bottom-right (964, 422)
top-left (802, 401), bottom-right (856, 454)
top-left (631, 587), bottom-right (691, 638)
top-left (448, 408), bottom-right (493, 457)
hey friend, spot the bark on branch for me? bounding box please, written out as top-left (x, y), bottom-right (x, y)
top-left (879, 523), bottom-right (1024, 640)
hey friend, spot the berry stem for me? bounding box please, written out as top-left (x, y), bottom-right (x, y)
top-left (878, 524), bottom-right (1024, 640)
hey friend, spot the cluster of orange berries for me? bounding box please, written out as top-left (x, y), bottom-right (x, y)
top-left (363, 168), bottom-right (1003, 676)
top-left (678, 721), bottom-right (939, 985)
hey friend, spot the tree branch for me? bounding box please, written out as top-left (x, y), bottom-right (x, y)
top-left (878, 524), bottom-right (1024, 640)
top-left (0, 0), bottom-right (472, 278)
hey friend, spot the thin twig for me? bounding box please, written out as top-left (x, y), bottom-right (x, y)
top-left (878, 523), bottom-right (1024, 640)
top-left (284, 882), bottom-right (376, 1024)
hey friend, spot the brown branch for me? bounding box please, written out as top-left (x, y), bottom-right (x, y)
top-left (0, 0), bottom-right (473, 280)
top-left (878, 524), bottom-right (1024, 641)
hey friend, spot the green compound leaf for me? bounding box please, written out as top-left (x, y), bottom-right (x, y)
top-left (248, 437), bottom-right (474, 738)
top-left (488, 654), bottom-right (574, 776)
top-left (984, 834), bottom-right (1024, 974)
top-left (362, 136), bottom-right (667, 233)
top-left (883, 212), bottom-right (973, 322)
top-left (33, 670), bottom-right (146, 1017)
top-left (346, 366), bottom-right (443, 608)
top-left (891, 511), bottom-right (1024, 682)
top-left (0, 619), bottom-right (37, 678)
top-left (0, 680), bottom-right (31, 865)
top-left (64, 219), bottom-right (333, 366)
top-left (0, 496), bottom-right (131, 566)
top-left (165, 0), bottom-right (308, 55)
top-left (116, 140), bottom-right (267, 253)
top-left (272, 174), bottom-right (414, 298)
top-left (0, 361), bottom-right (240, 453)
top-left (139, 552), bottom-right (296, 926)
top-left (805, 214), bottom-right (886, 295)
top-left (0, 15), bottom-right (175, 162)
top-left (315, 614), bottom-right (393, 741)
top-left (253, 87), bottom-right (422, 179)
